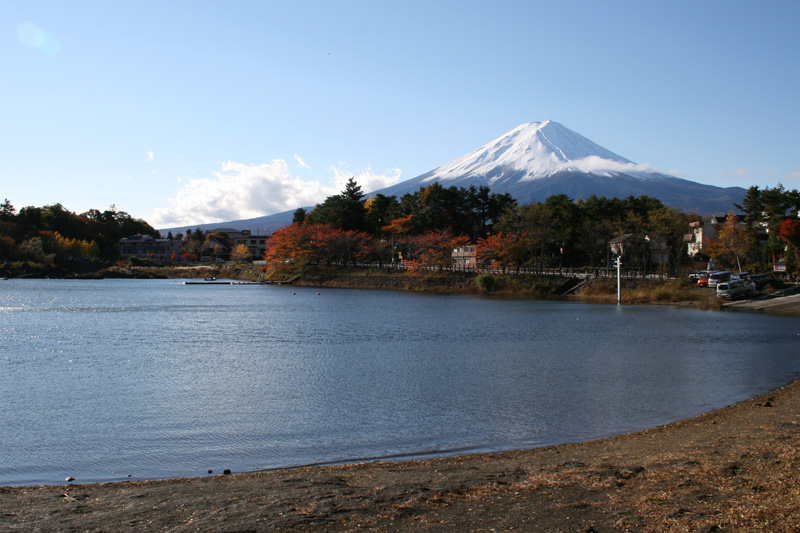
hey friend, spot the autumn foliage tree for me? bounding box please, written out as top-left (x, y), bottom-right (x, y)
top-left (405, 229), bottom-right (469, 273)
top-left (54, 232), bottom-right (100, 259)
top-left (778, 219), bottom-right (800, 270)
top-left (265, 223), bottom-right (317, 271)
top-left (381, 214), bottom-right (414, 237)
top-left (475, 232), bottom-right (529, 273)
top-left (266, 223), bottom-right (371, 272)
top-left (705, 212), bottom-right (756, 271)
top-left (230, 244), bottom-right (253, 263)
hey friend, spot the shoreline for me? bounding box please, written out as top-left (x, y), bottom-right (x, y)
top-left (3, 378), bottom-right (800, 531)
top-left (3, 272), bottom-right (799, 530)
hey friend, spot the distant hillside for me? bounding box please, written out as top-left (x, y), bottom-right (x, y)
top-left (159, 209), bottom-right (298, 237)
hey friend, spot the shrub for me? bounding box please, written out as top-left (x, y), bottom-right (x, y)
top-left (476, 272), bottom-right (496, 292)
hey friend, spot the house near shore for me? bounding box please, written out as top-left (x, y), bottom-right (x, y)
top-left (684, 213), bottom-right (768, 260)
top-left (121, 229), bottom-right (272, 263)
top-left (232, 230), bottom-right (270, 259)
top-left (452, 245), bottom-right (476, 270)
top-left (119, 235), bottom-right (182, 262)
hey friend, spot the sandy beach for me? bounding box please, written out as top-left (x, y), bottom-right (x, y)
top-left (2, 297), bottom-right (799, 532)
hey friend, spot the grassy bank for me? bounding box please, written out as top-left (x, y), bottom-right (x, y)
top-left (267, 265), bottom-right (712, 306)
top-left (574, 277), bottom-right (712, 307)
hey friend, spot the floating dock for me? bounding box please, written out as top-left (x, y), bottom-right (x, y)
top-left (182, 280), bottom-right (292, 286)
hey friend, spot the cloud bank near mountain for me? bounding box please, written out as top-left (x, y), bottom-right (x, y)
top-left (149, 160), bottom-right (401, 228)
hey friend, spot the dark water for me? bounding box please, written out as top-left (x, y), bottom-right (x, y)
top-left (1, 278), bottom-right (798, 486)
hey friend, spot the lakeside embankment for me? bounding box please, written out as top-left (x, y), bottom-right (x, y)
top-left (7, 261), bottom-right (800, 315)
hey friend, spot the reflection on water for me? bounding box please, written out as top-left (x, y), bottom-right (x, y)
top-left (1, 278), bottom-right (798, 486)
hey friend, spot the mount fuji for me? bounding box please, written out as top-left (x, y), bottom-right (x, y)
top-left (159, 121), bottom-right (746, 234)
top-left (371, 120), bottom-right (745, 215)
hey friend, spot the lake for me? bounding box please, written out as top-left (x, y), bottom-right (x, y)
top-left (1, 278), bottom-right (798, 486)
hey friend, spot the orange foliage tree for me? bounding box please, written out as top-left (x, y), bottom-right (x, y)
top-left (704, 212), bottom-right (756, 271)
top-left (266, 223), bottom-right (371, 270)
top-left (475, 232), bottom-right (529, 273)
top-left (406, 228), bottom-right (469, 273)
top-left (381, 214), bottom-right (414, 237)
top-left (265, 223), bottom-right (317, 270)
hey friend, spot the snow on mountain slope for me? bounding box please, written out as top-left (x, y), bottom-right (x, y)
top-left (370, 120), bottom-right (745, 215)
top-left (426, 120), bottom-right (655, 184)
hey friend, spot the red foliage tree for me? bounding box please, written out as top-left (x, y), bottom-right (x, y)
top-left (406, 229), bottom-right (469, 273)
top-left (475, 232), bottom-right (529, 273)
top-left (778, 219), bottom-right (800, 247)
top-left (265, 223), bottom-right (317, 268)
top-left (267, 223), bottom-right (371, 269)
top-left (779, 218), bottom-right (800, 267)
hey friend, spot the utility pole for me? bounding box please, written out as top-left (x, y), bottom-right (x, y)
top-left (616, 256), bottom-right (622, 305)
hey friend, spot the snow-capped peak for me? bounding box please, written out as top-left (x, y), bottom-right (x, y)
top-left (427, 120), bottom-right (654, 183)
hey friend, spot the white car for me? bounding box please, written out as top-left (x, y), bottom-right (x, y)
top-left (716, 279), bottom-right (756, 299)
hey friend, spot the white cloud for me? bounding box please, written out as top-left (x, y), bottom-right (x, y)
top-left (149, 159), bottom-right (337, 228)
top-left (666, 169), bottom-right (688, 178)
top-left (717, 167), bottom-right (780, 183)
top-left (331, 163), bottom-right (402, 194)
top-left (148, 159), bottom-right (404, 228)
top-left (145, 151), bottom-right (154, 162)
top-left (294, 154), bottom-right (311, 169)
top-left (568, 156), bottom-right (655, 174)
top-left (784, 170), bottom-right (800, 183)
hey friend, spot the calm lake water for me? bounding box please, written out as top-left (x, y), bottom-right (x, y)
top-left (1, 278), bottom-right (799, 486)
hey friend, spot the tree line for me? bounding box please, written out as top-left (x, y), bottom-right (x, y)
top-left (267, 178), bottom-right (708, 275)
top-left (5, 180), bottom-right (798, 275)
top-left (0, 200), bottom-right (158, 264)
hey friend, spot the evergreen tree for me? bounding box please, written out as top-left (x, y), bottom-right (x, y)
top-left (0, 199), bottom-right (15, 221)
top-left (292, 207), bottom-right (307, 225)
top-left (306, 178), bottom-right (368, 232)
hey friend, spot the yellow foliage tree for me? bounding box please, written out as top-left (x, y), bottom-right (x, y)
top-left (705, 212), bottom-right (756, 271)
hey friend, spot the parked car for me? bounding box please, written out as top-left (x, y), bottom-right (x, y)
top-left (708, 271), bottom-right (733, 289)
top-left (689, 270), bottom-right (711, 282)
top-left (717, 279), bottom-right (757, 299)
top-left (697, 270), bottom-right (725, 287)
top-left (731, 271), bottom-right (752, 280)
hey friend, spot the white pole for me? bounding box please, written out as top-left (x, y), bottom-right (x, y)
top-left (616, 256), bottom-right (622, 305)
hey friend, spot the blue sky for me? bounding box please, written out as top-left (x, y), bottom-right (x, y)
top-left (3, 1), bottom-right (799, 228)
